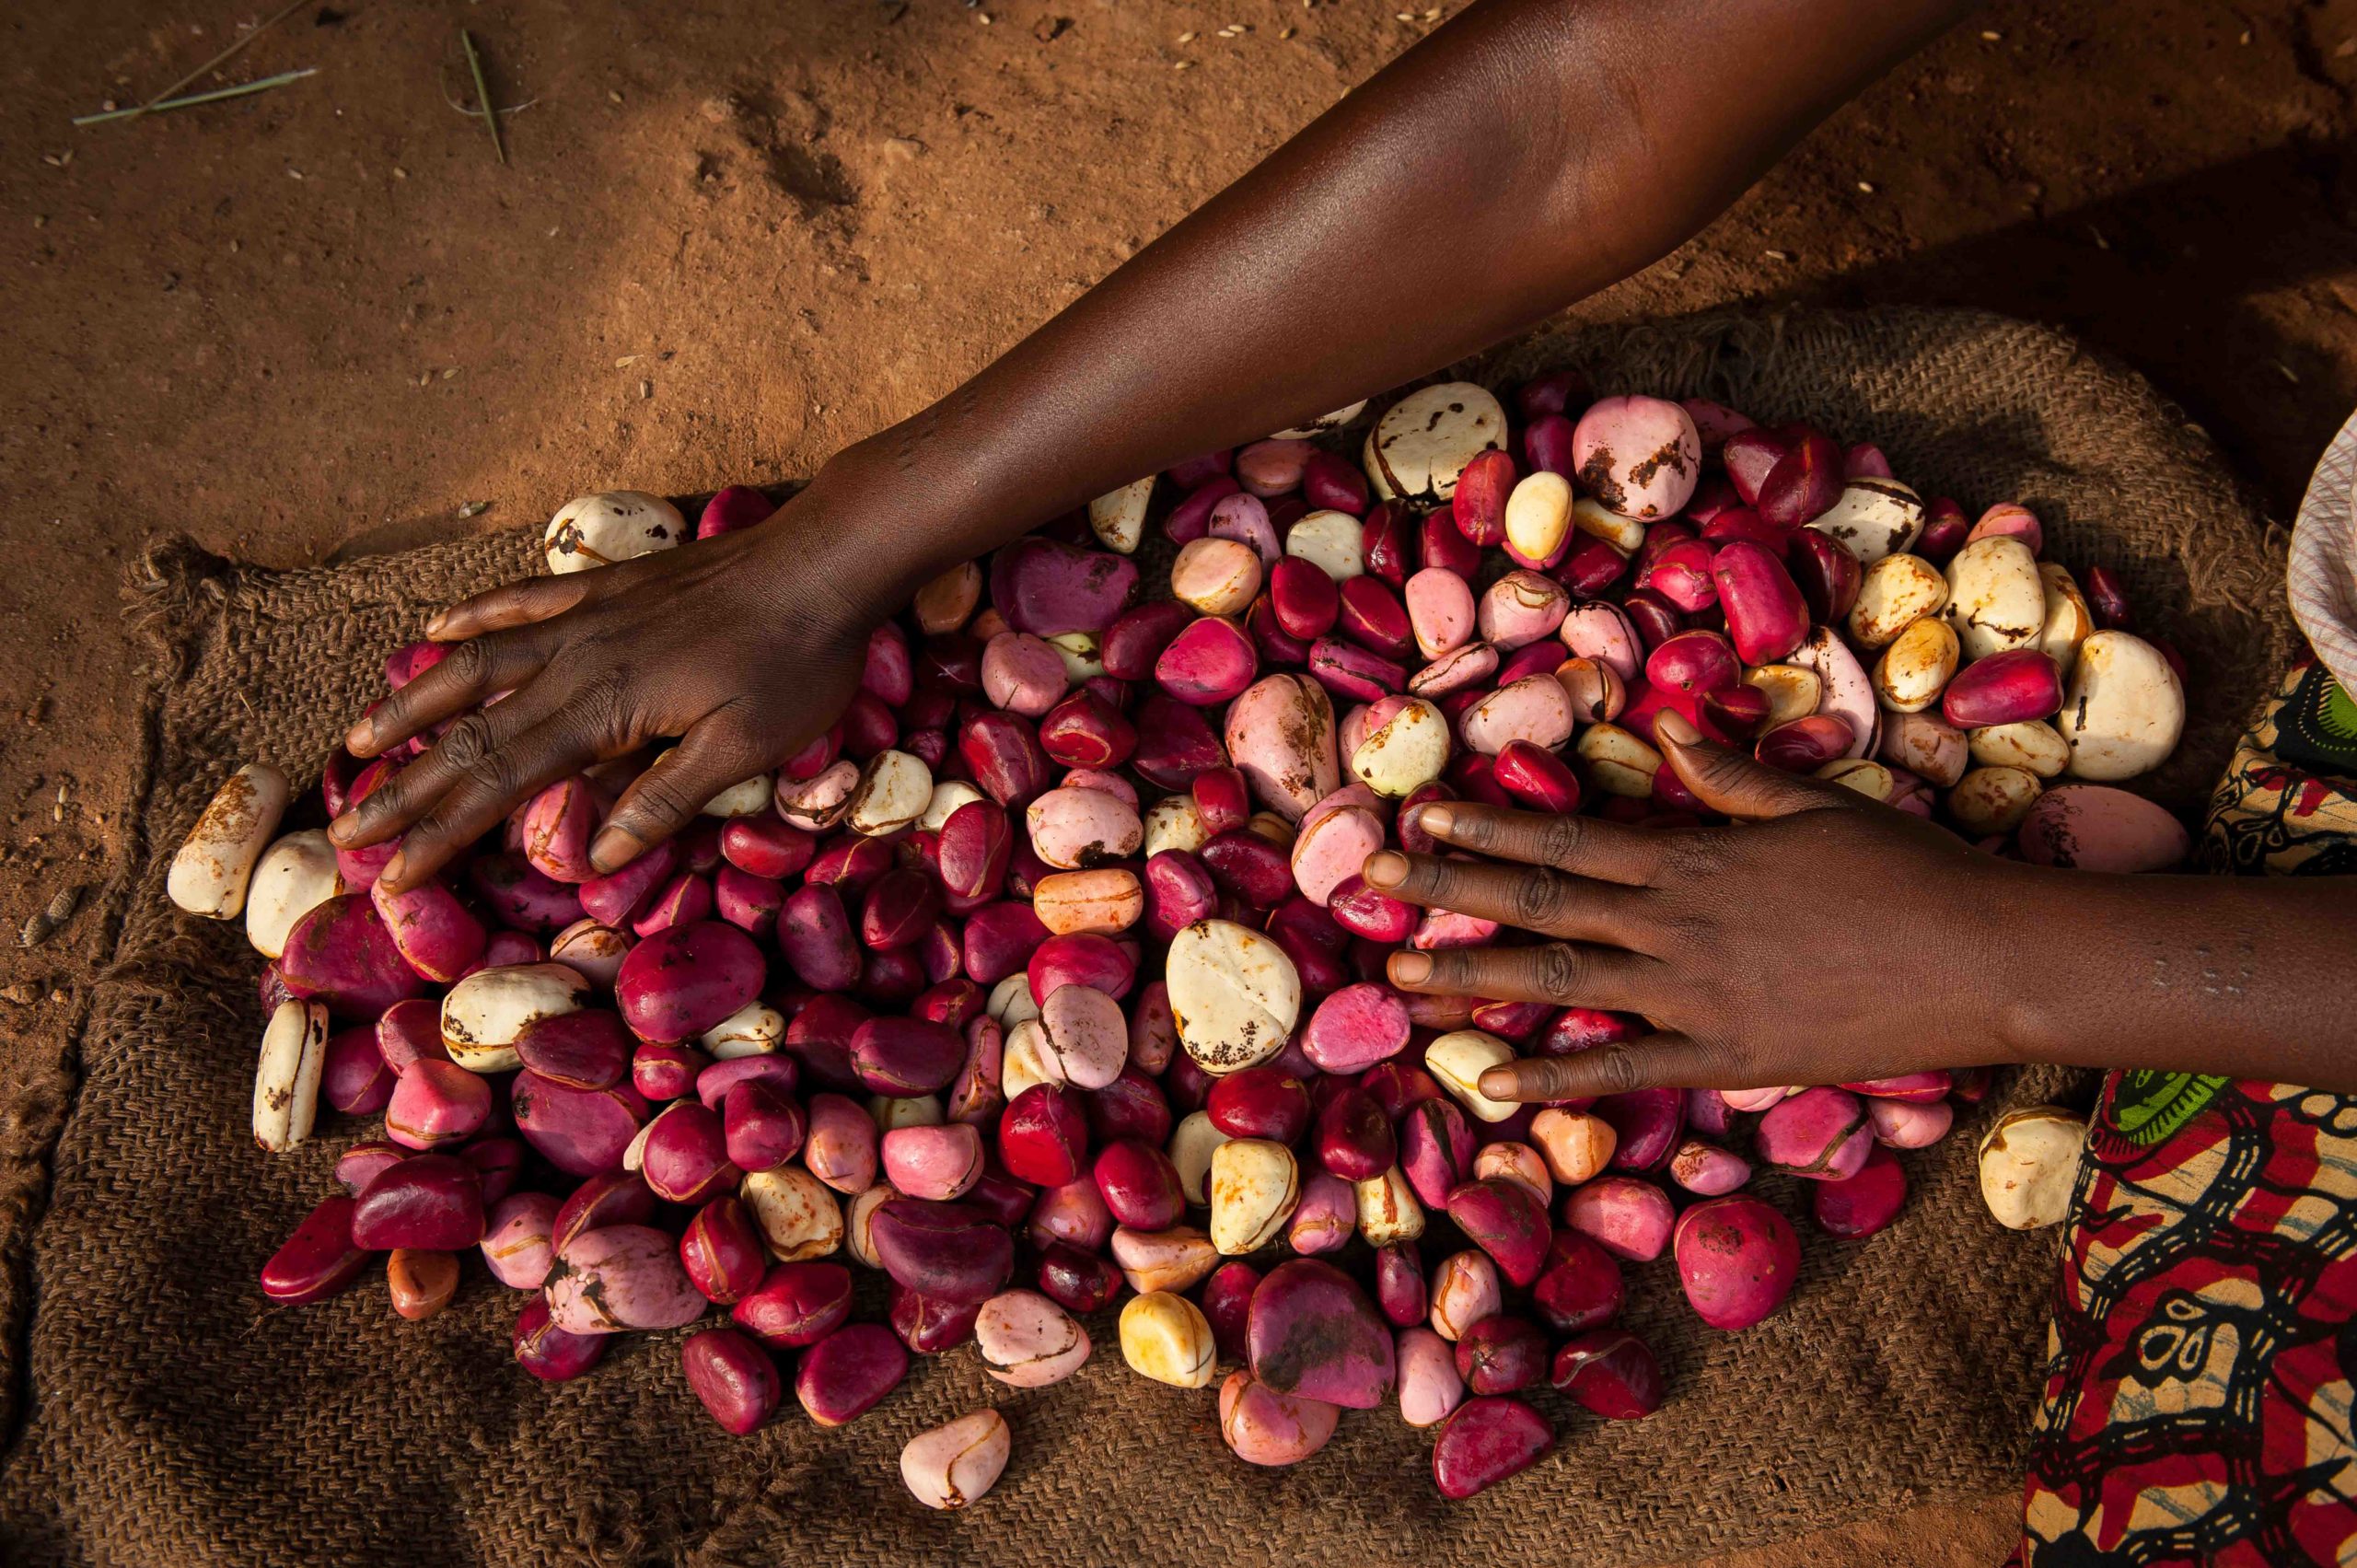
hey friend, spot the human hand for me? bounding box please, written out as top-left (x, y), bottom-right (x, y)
top-left (1366, 711), bottom-right (2026, 1102)
top-left (328, 461), bottom-right (908, 894)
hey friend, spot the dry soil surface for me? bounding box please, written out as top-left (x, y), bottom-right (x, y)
top-left (3, 1), bottom-right (2355, 1562)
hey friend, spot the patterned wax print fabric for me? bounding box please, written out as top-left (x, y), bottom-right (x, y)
top-left (2016, 661), bottom-right (2357, 1565)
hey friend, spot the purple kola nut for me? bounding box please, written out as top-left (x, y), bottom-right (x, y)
top-left (697, 483), bottom-right (773, 540)
top-left (1090, 1065), bottom-right (1174, 1145)
top-left (1450, 447), bottom-right (1515, 546)
top-left (1759, 431), bottom-right (1846, 529)
top-left (383, 638), bottom-right (448, 690)
top-left (1788, 527), bottom-right (1864, 624)
top-left (881, 1122), bottom-right (987, 1202)
top-left (552, 1170), bottom-right (657, 1253)
top-left (633, 1040), bottom-right (706, 1100)
top-left (1573, 395), bottom-right (1701, 518)
top-left (1028, 1182), bottom-right (1113, 1260)
top-left (1155, 616), bottom-right (1259, 706)
top-left (1713, 539), bottom-right (1811, 665)
top-left (353, 1154), bottom-right (486, 1250)
top-left (963, 900), bottom-right (1050, 986)
top-left (1361, 504), bottom-right (1416, 586)
top-left (1446, 1178), bottom-right (1552, 1287)
top-left (1201, 831), bottom-right (1293, 908)
top-left (1757, 714), bottom-right (1855, 774)
top-left (1131, 693), bottom-right (1228, 792)
top-left (1643, 536), bottom-right (1720, 614)
top-left (336, 1140), bottom-right (407, 1196)
top-left (1621, 590), bottom-right (1686, 656)
top-left (1301, 981), bottom-right (1411, 1073)
top-left (1723, 426), bottom-right (1788, 504)
top-left (869, 1197), bottom-right (1016, 1305)
top-left (462, 1136), bottom-right (528, 1206)
top-left (1102, 599), bottom-right (1198, 679)
top-left (947, 1016), bottom-right (1007, 1127)
top-left (999, 1083), bottom-right (1091, 1186)
top-left (1494, 639), bottom-right (1567, 689)
top-left (803, 1092), bottom-right (880, 1194)
top-left (965, 1172), bottom-right (1039, 1232)
top-left (1270, 555), bottom-right (1341, 642)
top-left (698, 1051), bottom-right (799, 1111)
top-left (1307, 635), bottom-right (1407, 703)
top-left (714, 865), bottom-right (784, 935)
top-left (386, 1060), bottom-right (493, 1151)
top-left (1455, 1314), bottom-right (1550, 1396)
top-left (1223, 672), bottom-right (1341, 822)
top-left (723, 1080), bottom-right (806, 1172)
top-left (1039, 690), bottom-right (1136, 770)
top-left (321, 1027), bottom-right (394, 1116)
top-left (1669, 1138), bottom-right (1754, 1197)
top-left (1532, 1228), bottom-right (1625, 1334)
top-left (850, 1016), bottom-right (964, 1097)
top-left (682, 1326), bottom-right (782, 1435)
top-left (1563, 1176), bottom-right (1675, 1262)
top-left (720, 818), bottom-right (814, 882)
top-left (1596, 1087), bottom-right (1686, 1172)
top-left (279, 895), bottom-right (426, 1018)
top-left (514, 1295), bottom-right (606, 1382)
top-left (1399, 1098), bottom-right (1477, 1210)
top-left (520, 777), bottom-right (598, 884)
top-left (1551, 1329), bottom-right (1665, 1420)
top-left (1288, 1172), bottom-right (1356, 1255)
top-left (642, 1101), bottom-right (740, 1204)
top-left (1757, 1086), bottom-right (1875, 1179)
top-left (1303, 447), bottom-right (1368, 515)
top-left (1248, 1258), bottom-right (1397, 1409)
top-left (1207, 493), bottom-right (1283, 567)
top-left (1038, 1242), bottom-right (1121, 1314)
top-left (1376, 1242), bottom-right (1428, 1327)
top-left (1814, 1142), bottom-right (1908, 1237)
top-left (1476, 570), bottom-right (1571, 651)
top-left (1094, 1139), bottom-right (1187, 1230)
top-left (512, 1072), bottom-right (650, 1178)
top-left (796, 1321), bottom-right (911, 1427)
top-left (1432, 1396), bottom-right (1555, 1500)
top-left (1942, 646), bottom-right (2064, 728)
top-left (513, 1008), bottom-right (630, 1088)
top-left (1203, 1260), bottom-right (1262, 1363)
top-left (632, 871), bottom-right (714, 937)
top-left (613, 919), bottom-right (761, 1046)
top-left (1674, 1192), bottom-right (1801, 1331)
top-left (680, 1195), bottom-right (769, 1305)
top-left (1843, 441), bottom-right (1895, 481)
top-left (990, 535), bottom-right (1138, 635)
top-left (481, 1191), bottom-right (560, 1290)
top-left (1144, 849), bottom-right (1219, 944)
top-left (371, 874), bottom-right (489, 986)
top-left (734, 1260), bottom-right (855, 1347)
top-left (260, 1194), bottom-right (369, 1305)
top-left (958, 711), bottom-right (1054, 809)
top-left (1316, 1086), bottom-right (1397, 1181)
top-left (578, 838), bottom-right (678, 928)
top-left (1459, 675), bottom-right (1575, 756)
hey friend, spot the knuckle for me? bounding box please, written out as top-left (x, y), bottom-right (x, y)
top-left (1535, 942), bottom-right (1586, 1003)
top-left (1536, 815), bottom-right (1586, 868)
top-left (436, 713), bottom-right (497, 772)
top-left (1510, 869), bottom-right (1570, 930)
top-left (1585, 1044), bottom-right (1646, 1098)
top-left (441, 637), bottom-right (494, 690)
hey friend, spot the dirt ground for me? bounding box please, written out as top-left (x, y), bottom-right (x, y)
top-left (2, 0), bottom-right (2354, 1562)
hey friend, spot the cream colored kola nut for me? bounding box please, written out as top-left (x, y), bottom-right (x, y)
top-left (1120, 1291), bottom-right (1217, 1388)
top-left (699, 772), bottom-right (774, 818)
top-left (843, 1185), bottom-right (892, 1268)
top-left (1873, 618), bottom-right (1960, 714)
top-left (1142, 794), bottom-right (1212, 857)
top-left (1948, 765), bottom-right (2043, 835)
top-left (440, 962), bottom-right (591, 1074)
top-left (1285, 510), bottom-right (1366, 582)
top-left (1271, 399), bottom-right (1368, 440)
top-left (243, 829), bottom-right (342, 958)
top-left (1815, 758), bottom-right (1895, 802)
top-left (740, 1166), bottom-right (843, 1260)
top-left (1045, 631), bottom-right (1105, 683)
top-left (169, 761), bottom-right (291, 920)
top-left (1209, 1139), bottom-right (1302, 1254)
top-left (1942, 537), bottom-right (2046, 661)
top-left (622, 1105), bottom-right (667, 1172)
top-left (921, 780), bottom-right (986, 833)
top-left (1848, 553), bottom-right (1950, 649)
top-left (1978, 1105), bottom-right (2087, 1229)
top-left (1168, 1110), bottom-right (1231, 1206)
top-left (1000, 1018), bottom-right (1064, 1100)
top-left (1571, 494), bottom-right (1645, 554)
top-left (550, 919), bottom-right (631, 989)
top-left (1171, 538), bottom-right (1263, 616)
top-left (1353, 1166), bottom-right (1425, 1246)
top-left (873, 1095), bottom-right (945, 1132)
top-left (252, 998), bottom-right (330, 1153)
top-left (1364, 381), bottom-right (1506, 504)
top-left (2037, 563), bottom-right (2096, 679)
top-left (544, 490), bottom-right (684, 574)
top-left (844, 749), bottom-right (933, 836)
top-left (1087, 476), bottom-right (1154, 554)
top-left (989, 974), bottom-right (1041, 1028)
top-left (1805, 478), bottom-right (1924, 564)
top-left (1742, 665), bottom-right (1823, 730)
top-left (1425, 1030), bottom-right (1520, 1123)
top-left (2058, 631), bottom-right (2185, 782)
top-left (1504, 470), bottom-right (1574, 563)
top-left (1575, 722), bottom-right (1663, 796)
top-left (1166, 919), bottom-right (1302, 1075)
top-left (900, 1410), bottom-right (1013, 1511)
top-left (1350, 697), bottom-right (1451, 797)
top-left (702, 1000), bottom-right (784, 1060)
top-left (1969, 720), bottom-right (2072, 779)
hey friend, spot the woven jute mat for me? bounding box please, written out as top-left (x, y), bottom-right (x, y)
top-left (0, 308), bottom-right (2297, 1567)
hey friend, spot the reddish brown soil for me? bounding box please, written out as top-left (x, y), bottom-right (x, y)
top-left (3, 1), bottom-right (2353, 1561)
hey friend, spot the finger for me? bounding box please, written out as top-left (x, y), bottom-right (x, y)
top-left (377, 701), bottom-right (615, 892)
top-left (1386, 941), bottom-right (1658, 1016)
top-left (1472, 1032), bottom-right (1724, 1103)
top-left (426, 574), bottom-right (595, 643)
top-left (1360, 852), bottom-right (1648, 946)
top-left (1405, 802), bottom-right (1665, 886)
top-left (331, 690), bottom-right (559, 851)
top-left (1655, 709), bottom-right (1852, 821)
top-left (588, 715), bottom-right (769, 876)
top-left (347, 631), bottom-right (549, 759)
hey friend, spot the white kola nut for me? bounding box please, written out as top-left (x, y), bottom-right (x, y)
top-left (1424, 1030), bottom-right (1520, 1122)
top-left (900, 1410), bottom-right (1014, 1511)
top-left (1208, 1138), bottom-right (1301, 1255)
top-left (1285, 510), bottom-right (1366, 582)
top-left (702, 1000), bottom-right (784, 1060)
top-left (987, 973), bottom-right (1041, 1028)
top-left (1742, 664), bottom-right (1823, 730)
top-left (843, 1185), bottom-right (893, 1268)
top-left (844, 749), bottom-right (933, 836)
top-left (253, 998), bottom-right (330, 1153)
top-left (1969, 720), bottom-right (2072, 779)
top-left (1142, 794), bottom-right (1212, 857)
top-left (1848, 552), bottom-right (1950, 649)
top-left (1504, 470), bottom-right (1573, 563)
top-left (1574, 723), bottom-right (1662, 798)
top-left (872, 1095), bottom-right (945, 1132)
top-left (1977, 1105), bottom-right (2087, 1229)
top-left (1087, 477), bottom-right (1154, 554)
top-left (244, 828), bottom-right (342, 958)
top-left (440, 961), bottom-right (591, 1074)
top-left (1364, 382), bottom-right (1506, 504)
top-left (544, 490), bottom-right (684, 574)
top-left (1805, 478), bottom-right (1924, 565)
top-left (1353, 1165), bottom-right (1425, 1246)
top-left (170, 761), bottom-right (291, 920)
top-left (1942, 536), bottom-right (2047, 661)
top-left (1167, 1110), bottom-right (1232, 1206)
top-left (2058, 631), bottom-right (2185, 782)
top-left (699, 772), bottom-right (774, 819)
top-left (739, 1166), bottom-right (844, 1260)
top-left (1571, 494), bottom-right (1644, 554)
top-left (920, 780), bottom-right (986, 833)
top-left (2037, 563), bottom-right (2096, 679)
top-left (1350, 697), bottom-right (1451, 797)
top-left (1166, 919), bottom-right (1302, 1075)
top-left (1947, 765), bottom-right (2043, 836)
top-left (1000, 1017), bottom-right (1063, 1100)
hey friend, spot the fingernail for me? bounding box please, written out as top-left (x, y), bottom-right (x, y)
top-left (327, 813), bottom-right (357, 845)
top-left (1415, 803), bottom-right (1454, 838)
top-left (1477, 1067), bottom-right (1520, 1100)
top-left (1655, 710), bottom-right (1701, 747)
top-left (589, 827), bottom-right (641, 876)
top-left (1388, 951), bottom-right (1432, 985)
top-left (379, 852), bottom-right (407, 889)
top-left (1364, 850), bottom-right (1408, 888)
top-left (424, 610), bottom-right (448, 638)
top-left (346, 716), bottom-right (376, 754)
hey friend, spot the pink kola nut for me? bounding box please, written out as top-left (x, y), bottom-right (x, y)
top-left (614, 920), bottom-right (763, 1044)
top-left (1247, 1259), bottom-right (1397, 1410)
top-left (1300, 982), bottom-right (1411, 1073)
top-left (1673, 1194), bottom-right (1801, 1330)
top-left (882, 1122), bottom-right (987, 1202)
top-left (512, 1011), bottom-right (633, 1092)
top-left (1572, 396), bottom-right (1701, 518)
top-left (1562, 1176), bottom-right (1675, 1261)
top-left (1756, 1086), bottom-right (1875, 1179)
top-left (320, 1026), bottom-right (394, 1116)
top-left (385, 1060), bottom-right (492, 1150)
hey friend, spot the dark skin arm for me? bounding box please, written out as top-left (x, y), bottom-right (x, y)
top-left (331, 0), bottom-right (1980, 891)
top-left (1365, 711), bottom-right (2357, 1098)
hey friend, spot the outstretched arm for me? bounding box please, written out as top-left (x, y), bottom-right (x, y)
top-left (335, 0), bottom-right (1979, 891)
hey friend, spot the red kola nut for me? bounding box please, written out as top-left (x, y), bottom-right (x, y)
top-left (514, 1295), bottom-right (607, 1383)
top-left (385, 1060), bottom-right (492, 1151)
top-left (1094, 1139), bottom-right (1188, 1230)
top-left (1643, 537), bottom-right (1719, 614)
top-left (860, 868), bottom-right (939, 950)
top-left (1756, 1086), bottom-right (1875, 1180)
top-left (1644, 630), bottom-right (1739, 700)
top-left (795, 1323), bottom-right (910, 1427)
top-left (1531, 1229), bottom-right (1625, 1334)
top-left (1206, 1066), bottom-right (1313, 1144)
top-left (1037, 1243), bottom-right (1122, 1314)
top-left (998, 1084), bottom-right (1091, 1187)
top-left (1144, 850), bottom-right (1219, 944)
top-left (851, 1016), bottom-right (965, 1097)
top-left (682, 1326), bottom-right (782, 1435)
top-left (1326, 875), bottom-right (1415, 944)
top-left (552, 1170), bottom-right (657, 1254)
top-left (1376, 1243), bottom-right (1428, 1327)
top-left (1550, 1329), bottom-right (1664, 1419)
top-left (962, 901), bottom-right (1049, 988)
top-left (1454, 1314), bottom-right (1550, 1396)
top-left (1523, 412), bottom-right (1577, 479)
top-left (1361, 503), bottom-right (1416, 587)
top-left (1941, 647), bottom-right (2064, 728)
top-left (1673, 1193), bottom-right (1800, 1331)
top-left (1620, 590), bottom-right (1683, 654)
top-left (890, 1284), bottom-right (984, 1355)
top-left (1316, 1086), bottom-right (1396, 1181)
top-left (1431, 1396), bottom-right (1554, 1500)
top-left (869, 1198), bottom-right (1016, 1306)
top-left (964, 1172), bottom-right (1039, 1232)
top-left (1269, 556), bottom-right (1341, 643)
top-left (1757, 431), bottom-right (1843, 528)
top-left (1756, 714), bottom-right (1854, 774)
top-left (1915, 497), bottom-right (1969, 563)
top-left (1103, 600), bottom-right (1199, 679)
top-left (1190, 766), bottom-right (1252, 837)
top-left (1445, 1179), bottom-right (1552, 1287)
top-left (1814, 1142), bottom-right (1908, 1237)
top-left (322, 1026), bottom-right (394, 1117)
top-left (734, 1260), bottom-right (856, 1347)
top-left (1451, 449), bottom-right (1516, 546)
top-left (1339, 576), bottom-right (1415, 661)
top-left (2084, 563), bottom-right (2132, 629)
top-left (336, 1141), bottom-right (406, 1197)
top-left (1596, 1086), bottom-right (1686, 1172)
top-left (1491, 740), bottom-right (1582, 814)
top-left (630, 872), bottom-right (714, 938)
top-left (352, 1155), bottom-right (486, 1251)
top-left (1155, 616), bottom-right (1260, 706)
top-left (1701, 683), bottom-right (1772, 740)
top-left (805, 834), bottom-right (896, 893)
top-left (1788, 528), bottom-right (1863, 624)
top-left (1200, 830), bottom-right (1293, 909)
top-left (1089, 1067), bottom-right (1175, 1146)
top-left (681, 1195), bottom-right (769, 1305)
top-left (376, 997), bottom-right (447, 1074)
top-left (1039, 690), bottom-right (1137, 769)
top-left (1028, 932), bottom-right (1136, 1005)
top-left (261, 1194), bottom-right (369, 1305)
top-left (633, 1041), bottom-right (707, 1102)
top-left (642, 1102), bottom-right (741, 1205)
top-left (1202, 1260), bottom-right (1262, 1364)
top-left (1399, 1098), bottom-right (1477, 1209)
top-left (1711, 540), bottom-right (1811, 665)
top-left (959, 712), bottom-right (1054, 809)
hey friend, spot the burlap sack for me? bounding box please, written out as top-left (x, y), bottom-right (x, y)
top-left (0, 308), bottom-right (2298, 1567)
